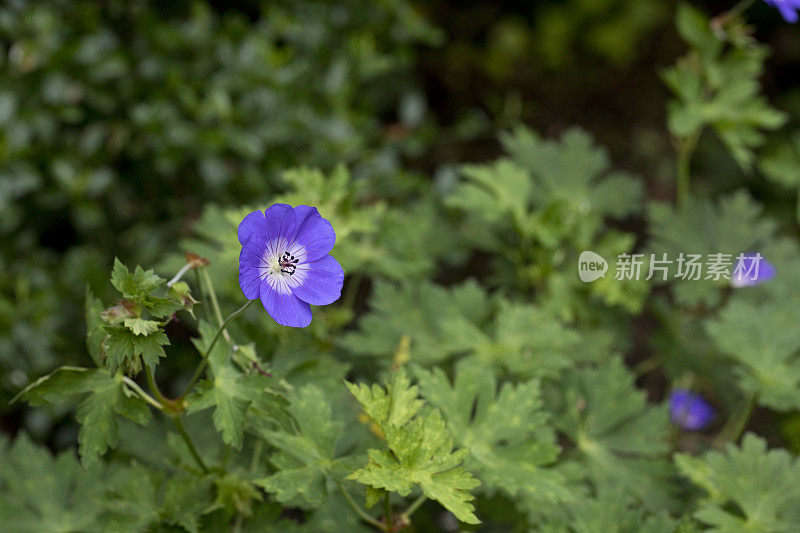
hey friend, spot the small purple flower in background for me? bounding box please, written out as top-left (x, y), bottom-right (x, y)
top-left (669, 390), bottom-right (715, 431)
top-left (238, 204), bottom-right (344, 327)
top-left (731, 252), bottom-right (776, 288)
top-left (764, 0), bottom-right (800, 23)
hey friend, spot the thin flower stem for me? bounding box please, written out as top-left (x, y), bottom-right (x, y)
top-left (195, 269), bottom-right (214, 326)
top-left (715, 392), bottom-right (757, 447)
top-left (178, 299), bottom-right (255, 401)
top-left (384, 492), bottom-right (393, 533)
top-left (200, 266), bottom-right (231, 344)
top-left (144, 364), bottom-right (170, 407)
top-left (632, 355), bottom-right (662, 377)
top-left (167, 262), bottom-right (193, 287)
top-left (676, 134), bottom-right (698, 208)
top-left (122, 376), bottom-right (163, 410)
top-left (718, 0), bottom-right (757, 25)
top-left (143, 365), bottom-right (208, 473)
top-left (173, 415), bottom-right (209, 473)
top-left (401, 494), bottom-right (427, 521)
top-left (335, 479), bottom-right (385, 531)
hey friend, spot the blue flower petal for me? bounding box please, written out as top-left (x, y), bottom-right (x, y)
top-left (238, 210), bottom-right (269, 246)
top-left (764, 0), bottom-right (800, 22)
top-left (292, 255), bottom-right (344, 306)
top-left (669, 389), bottom-right (715, 431)
top-left (293, 205), bottom-right (336, 263)
top-left (238, 239), bottom-right (268, 300)
top-left (260, 281), bottom-right (312, 328)
top-left (263, 203), bottom-right (298, 248)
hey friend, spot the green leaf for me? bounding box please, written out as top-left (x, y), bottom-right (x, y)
top-left (212, 472), bottom-right (264, 518)
top-left (186, 320), bottom-right (284, 449)
top-left (501, 127), bottom-right (643, 219)
top-left (344, 281), bottom-right (585, 379)
top-left (123, 317), bottom-right (160, 336)
top-left (0, 433), bottom-right (105, 532)
top-left (341, 280), bottom-right (492, 366)
top-left (553, 357), bottom-right (678, 511)
top-left (13, 366), bottom-right (102, 405)
top-left (187, 366), bottom-right (265, 449)
top-left (254, 385), bottom-right (356, 509)
top-left (144, 296), bottom-right (183, 319)
top-left (111, 258), bottom-right (164, 300)
top-left (103, 462), bottom-right (161, 532)
top-left (350, 410), bottom-right (480, 524)
top-left (415, 364), bottom-right (569, 504)
top-left (706, 298), bottom-right (800, 411)
top-left (161, 473), bottom-right (213, 533)
top-left (447, 127), bottom-right (642, 254)
top-left (109, 258), bottom-right (182, 318)
top-left (676, 434), bottom-right (800, 532)
top-left (347, 368), bottom-right (481, 524)
top-left (646, 191), bottom-right (776, 307)
top-left (104, 462), bottom-right (213, 533)
top-left (443, 126), bottom-right (645, 316)
top-left (664, 5), bottom-right (786, 170)
top-left (104, 325), bottom-right (170, 372)
top-left (567, 485), bottom-right (680, 533)
top-left (449, 158), bottom-right (532, 231)
top-left (86, 286), bottom-right (106, 367)
top-left (759, 133), bottom-right (800, 188)
top-left (461, 300), bottom-right (583, 379)
top-left (346, 368), bottom-right (424, 429)
top-left (674, 3), bottom-right (721, 57)
top-left (17, 367), bottom-right (151, 466)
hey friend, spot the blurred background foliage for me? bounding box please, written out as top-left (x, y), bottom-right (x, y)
top-left (2, 0), bottom-right (800, 473)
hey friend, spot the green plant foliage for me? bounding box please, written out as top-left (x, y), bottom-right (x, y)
top-left (706, 298), bottom-right (800, 411)
top-left (533, 0), bottom-right (669, 68)
top-left (759, 132), bottom-right (800, 222)
top-left (15, 367), bottom-right (150, 465)
top-left (646, 191), bottom-right (777, 307)
top-left (103, 463), bottom-right (213, 533)
top-left (347, 369), bottom-right (481, 524)
top-left (0, 433), bottom-right (107, 531)
top-left (415, 363), bottom-right (568, 503)
top-left (5, 1), bottom-right (800, 531)
top-left (342, 279), bottom-right (595, 378)
top-left (552, 358), bottom-right (677, 512)
top-left (447, 126), bottom-right (646, 317)
top-left (449, 127), bottom-right (642, 250)
top-left (566, 486), bottom-right (681, 533)
top-left (676, 434), bottom-right (800, 532)
top-left (0, 0), bottom-right (438, 404)
top-left (341, 280), bottom-right (491, 366)
top-left (100, 259), bottom-right (200, 373)
top-left (187, 321), bottom-right (286, 449)
top-left (663, 3), bottom-right (786, 171)
top-left (254, 385), bottom-right (359, 510)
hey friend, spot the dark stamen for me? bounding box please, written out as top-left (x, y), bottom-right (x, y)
top-left (279, 251), bottom-right (298, 275)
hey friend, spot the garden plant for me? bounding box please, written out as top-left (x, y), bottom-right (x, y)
top-left (3, 0), bottom-right (800, 532)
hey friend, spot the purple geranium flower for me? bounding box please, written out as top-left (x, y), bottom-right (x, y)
top-left (731, 252), bottom-right (776, 288)
top-left (669, 390), bottom-right (715, 431)
top-left (764, 0), bottom-right (800, 22)
top-left (238, 204), bottom-right (344, 327)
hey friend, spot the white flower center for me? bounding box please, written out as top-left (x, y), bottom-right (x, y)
top-left (260, 242), bottom-right (308, 294)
